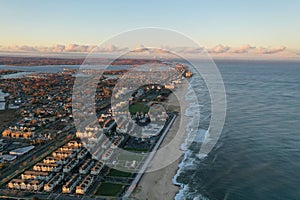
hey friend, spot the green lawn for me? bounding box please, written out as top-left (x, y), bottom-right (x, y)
top-left (129, 102), bottom-right (150, 114)
top-left (117, 152), bottom-right (145, 162)
top-left (107, 169), bottom-right (133, 177)
top-left (95, 182), bottom-right (124, 196)
top-left (124, 147), bottom-right (149, 152)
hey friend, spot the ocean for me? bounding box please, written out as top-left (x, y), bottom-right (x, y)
top-left (174, 60), bottom-right (300, 200)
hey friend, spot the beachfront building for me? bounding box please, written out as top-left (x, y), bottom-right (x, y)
top-left (141, 123), bottom-right (164, 138)
top-left (148, 110), bottom-right (168, 122)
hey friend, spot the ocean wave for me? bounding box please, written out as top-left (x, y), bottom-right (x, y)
top-left (184, 104), bottom-right (202, 117)
top-left (173, 74), bottom-right (210, 200)
top-left (173, 129), bottom-right (209, 200)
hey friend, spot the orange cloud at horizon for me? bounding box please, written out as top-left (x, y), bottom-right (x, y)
top-left (0, 44), bottom-right (299, 60)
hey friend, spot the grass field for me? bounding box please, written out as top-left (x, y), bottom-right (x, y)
top-left (124, 147), bottom-right (149, 152)
top-left (95, 182), bottom-right (124, 196)
top-left (107, 168), bottom-right (133, 177)
top-left (117, 152), bottom-right (145, 162)
top-left (129, 102), bottom-right (149, 114)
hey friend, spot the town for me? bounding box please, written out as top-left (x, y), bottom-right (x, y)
top-left (0, 59), bottom-right (192, 199)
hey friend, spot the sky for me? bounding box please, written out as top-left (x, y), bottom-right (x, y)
top-left (0, 0), bottom-right (299, 58)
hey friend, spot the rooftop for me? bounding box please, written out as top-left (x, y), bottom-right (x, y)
top-left (9, 145), bottom-right (35, 155)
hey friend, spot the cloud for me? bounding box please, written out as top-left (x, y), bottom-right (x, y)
top-left (2, 45), bottom-right (38, 52)
top-left (64, 44), bottom-right (100, 52)
top-left (136, 49), bottom-right (169, 54)
top-left (93, 44), bottom-right (128, 53)
top-left (65, 44), bottom-right (82, 52)
top-left (209, 44), bottom-right (230, 54)
top-left (132, 44), bottom-right (149, 53)
top-left (51, 44), bottom-right (65, 52)
top-left (256, 46), bottom-right (286, 54)
top-left (0, 44), bottom-right (291, 58)
top-left (0, 44), bottom-right (129, 53)
top-left (230, 44), bottom-right (256, 54)
top-left (132, 45), bottom-right (171, 54)
top-left (169, 47), bottom-right (205, 54)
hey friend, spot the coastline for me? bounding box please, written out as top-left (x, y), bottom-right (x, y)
top-left (130, 113), bottom-right (181, 199)
top-left (131, 86), bottom-right (188, 199)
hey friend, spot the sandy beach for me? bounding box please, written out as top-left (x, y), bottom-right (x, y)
top-left (131, 83), bottom-right (189, 200)
top-left (131, 117), bottom-right (181, 199)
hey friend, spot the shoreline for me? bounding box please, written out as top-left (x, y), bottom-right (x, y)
top-left (130, 114), bottom-right (182, 199)
top-left (131, 84), bottom-right (189, 199)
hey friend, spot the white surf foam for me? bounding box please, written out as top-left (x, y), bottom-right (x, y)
top-left (173, 74), bottom-right (210, 200)
top-left (173, 128), bottom-right (209, 200)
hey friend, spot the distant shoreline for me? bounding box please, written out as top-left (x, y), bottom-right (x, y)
top-left (0, 56), bottom-right (162, 66)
